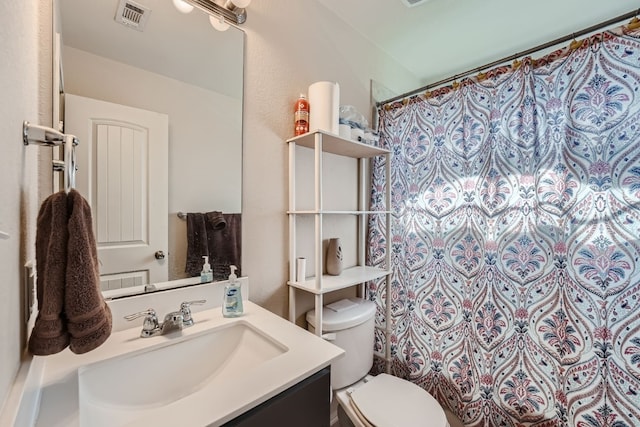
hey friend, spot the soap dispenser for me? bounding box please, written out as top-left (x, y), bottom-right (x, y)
top-left (200, 256), bottom-right (213, 283)
top-left (222, 265), bottom-right (243, 317)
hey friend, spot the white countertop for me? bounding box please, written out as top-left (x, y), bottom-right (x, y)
top-left (34, 301), bottom-right (344, 426)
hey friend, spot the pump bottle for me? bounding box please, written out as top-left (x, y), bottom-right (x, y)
top-left (200, 256), bottom-right (213, 283)
top-left (222, 265), bottom-right (243, 317)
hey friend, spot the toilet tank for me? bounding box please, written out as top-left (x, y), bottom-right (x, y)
top-left (306, 298), bottom-right (376, 389)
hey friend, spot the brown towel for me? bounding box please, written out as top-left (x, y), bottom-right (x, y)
top-left (185, 212), bottom-right (209, 276)
top-left (65, 189), bottom-right (112, 354)
top-left (28, 192), bottom-right (71, 355)
top-left (206, 211), bottom-right (227, 231)
top-left (28, 190), bottom-right (112, 356)
top-left (209, 213), bottom-right (241, 281)
top-left (185, 212), bottom-right (240, 280)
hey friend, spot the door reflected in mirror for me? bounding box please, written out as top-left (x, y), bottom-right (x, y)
top-left (56, 0), bottom-right (243, 298)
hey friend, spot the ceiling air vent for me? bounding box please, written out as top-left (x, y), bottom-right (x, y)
top-left (400, 0), bottom-right (431, 7)
top-left (114, 0), bottom-right (151, 31)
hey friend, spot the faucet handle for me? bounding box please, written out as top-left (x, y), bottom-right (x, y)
top-left (180, 300), bottom-right (207, 327)
top-left (124, 309), bottom-right (160, 337)
top-left (124, 308), bottom-right (156, 321)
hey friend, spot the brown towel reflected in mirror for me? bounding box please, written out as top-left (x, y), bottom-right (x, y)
top-left (185, 211), bottom-right (241, 281)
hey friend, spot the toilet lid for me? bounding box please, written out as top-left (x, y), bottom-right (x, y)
top-left (348, 374), bottom-right (448, 427)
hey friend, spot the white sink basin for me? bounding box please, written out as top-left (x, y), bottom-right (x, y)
top-left (78, 321), bottom-right (288, 425)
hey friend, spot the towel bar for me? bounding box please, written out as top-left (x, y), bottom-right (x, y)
top-left (23, 121), bottom-right (78, 147)
top-left (23, 121), bottom-right (79, 193)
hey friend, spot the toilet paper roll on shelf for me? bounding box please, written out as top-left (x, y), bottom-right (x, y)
top-left (296, 257), bottom-right (306, 283)
top-left (308, 81), bottom-right (340, 134)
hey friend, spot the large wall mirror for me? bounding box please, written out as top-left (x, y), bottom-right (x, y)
top-left (56, 0), bottom-right (244, 298)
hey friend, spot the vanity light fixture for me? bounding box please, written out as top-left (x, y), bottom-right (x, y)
top-left (399, 0), bottom-right (431, 6)
top-left (172, 0), bottom-right (194, 14)
top-left (179, 0), bottom-right (251, 26)
top-left (230, 0), bottom-right (251, 8)
top-left (209, 13), bottom-right (229, 31)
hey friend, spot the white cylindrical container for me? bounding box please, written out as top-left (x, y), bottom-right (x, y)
top-left (326, 238), bottom-right (343, 276)
top-left (296, 257), bottom-right (306, 283)
top-left (308, 81), bottom-right (340, 134)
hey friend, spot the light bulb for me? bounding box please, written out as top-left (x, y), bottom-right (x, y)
top-left (209, 14), bottom-right (230, 31)
top-left (231, 0), bottom-right (251, 8)
top-left (172, 0), bottom-right (194, 13)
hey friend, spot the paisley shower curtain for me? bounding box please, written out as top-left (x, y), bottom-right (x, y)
top-left (368, 25), bottom-right (640, 426)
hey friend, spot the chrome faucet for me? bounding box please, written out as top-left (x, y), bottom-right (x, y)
top-left (160, 310), bottom-right (184, 334)
top-left (124, 300), bottom-right (207, 338)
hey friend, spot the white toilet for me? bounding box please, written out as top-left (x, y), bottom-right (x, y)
top-left (307, 298), bottom-right (450, 427)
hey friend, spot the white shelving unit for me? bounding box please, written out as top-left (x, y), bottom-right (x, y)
top-left (287, 130), bottom-right (391, 338)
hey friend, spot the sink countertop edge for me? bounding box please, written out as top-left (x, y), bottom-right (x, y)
top-left (34, 301), bottom-right (344, 427)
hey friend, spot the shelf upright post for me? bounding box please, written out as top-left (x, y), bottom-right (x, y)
top-left (357, 157), bottom-right (367, 298)
top-left (314, 132), bottom-right (324, 336)
top-left (384, 151), bottom-right (392, 374)
top-left (288, 139), bottom-right (297, 323)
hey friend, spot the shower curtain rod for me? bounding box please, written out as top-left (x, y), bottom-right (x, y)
top-left (379, 8), bottom-right (640, 106)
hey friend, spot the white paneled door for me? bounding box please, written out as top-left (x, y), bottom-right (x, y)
top-left (65, 94), bottom-right (168, 291)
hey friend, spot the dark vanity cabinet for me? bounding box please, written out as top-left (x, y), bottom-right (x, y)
top-left (223, 367), bottom-right (331, 427)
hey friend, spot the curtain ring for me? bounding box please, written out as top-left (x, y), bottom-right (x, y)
top-left (627, 16), bottom-right (640, 30)
top-left (512, 58), bottom-right (522, 70)
top-left (569, 34), bottom-right (583, 51)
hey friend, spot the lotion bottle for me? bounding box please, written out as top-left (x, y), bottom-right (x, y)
top-left (200, 256), bottom-right (213, 283)
top-left (222, 265), bottom-right (243, 317)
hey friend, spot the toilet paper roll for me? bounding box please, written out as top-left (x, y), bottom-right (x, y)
top-left (296, 257), bottom-right (306, 283)
top-left (308, 81), bottom-right (340, 134)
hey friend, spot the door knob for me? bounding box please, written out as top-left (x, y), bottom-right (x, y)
top-left (155, 250), bottom-right (165, 260)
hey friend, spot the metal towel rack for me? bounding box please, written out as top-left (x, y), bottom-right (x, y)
top-left (23, 121), bottom-right (79, 193)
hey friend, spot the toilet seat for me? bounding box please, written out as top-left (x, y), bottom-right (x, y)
top-left (346, 374), bottom-right (448, 427)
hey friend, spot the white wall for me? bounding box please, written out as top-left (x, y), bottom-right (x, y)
top-left (409, 0), bottom-right (637, 85)
top-left (315, 0), bottom-right (637, 86)
top-left (0, 0), bottom-right (48, 412)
